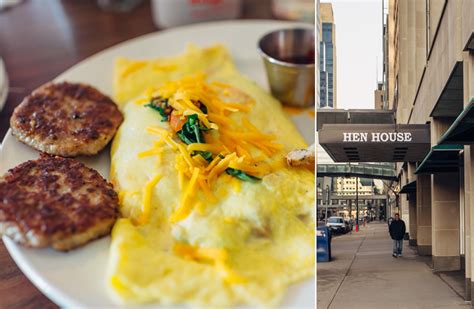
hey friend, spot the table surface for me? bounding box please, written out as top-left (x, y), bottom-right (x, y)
top-left (0, 0), bottom-right (274, 307)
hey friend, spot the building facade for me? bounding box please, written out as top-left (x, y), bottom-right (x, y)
top-left (317, 2), bottom-right (336, 216)
top-left (335, 177), bottom-right (373, 196)
top-left (316, 0), bottom-right (320, 108)
top-left (374, 82), bottom-right (384, 110)
top-left (319, 2), bottom-right (337, 109)
top-left (386, 0), bottom-right (474, 300)
top-left (317, 3), bottom-right (381, 218)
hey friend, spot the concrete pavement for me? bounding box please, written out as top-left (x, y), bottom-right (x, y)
top-left (317, 221), bottom-right (469, 309)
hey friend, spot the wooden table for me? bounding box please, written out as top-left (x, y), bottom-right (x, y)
top-left (0, 0), bottom-right (274, 307)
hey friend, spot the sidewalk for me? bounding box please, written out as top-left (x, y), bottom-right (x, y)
top-left (317, 221), bottom-right (469, 309)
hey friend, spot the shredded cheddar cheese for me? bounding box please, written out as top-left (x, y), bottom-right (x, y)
top-left (170, 167), bottom-right (200, 223)
top-left (137, 74), bottom-right (285, 223)
top-left (187, 143), bottom-right (224, 153)
top-left (140, 173), bottom-right (162, 224)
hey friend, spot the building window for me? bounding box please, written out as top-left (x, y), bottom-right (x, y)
top-left (319, 22), bottom-right (335, 108)
top-left (322, 23), bottom-right (333, 43)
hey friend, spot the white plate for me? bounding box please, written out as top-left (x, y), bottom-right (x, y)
top-left (0, 20), bottom-right (315, 308)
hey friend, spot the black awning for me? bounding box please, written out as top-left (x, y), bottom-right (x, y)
top-left (464, 32), bottom-right (474, 51)
top-left (317, 109), bottom-right (395, 131)
top-left (439, 98), bottom-right (474, 144)
top-left (415, 144), bottom-right (462, 174)
top-left (318, 124), bottom-right (431, 162)
top-left (399, 180), bottom-right (416, 194)
top-left (430, 62), bottom-right (463, 117)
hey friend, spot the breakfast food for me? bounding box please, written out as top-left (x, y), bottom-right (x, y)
top-left (0, 154), bottom-right (118, 251)
top-left (10, 82), bottom-right (123, 157)
top-left (107, 45), bottom-right (315, 306)
top-left (287, 144), bottom-right (315, 170)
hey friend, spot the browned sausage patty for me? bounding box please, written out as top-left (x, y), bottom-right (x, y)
top-left (10, 82), bottom-right (123, 157)
top-left (0, 154), bottom-right (119, 251)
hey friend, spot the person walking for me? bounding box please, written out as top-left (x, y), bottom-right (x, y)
top-left (389, 213), bottom-right (406, 257)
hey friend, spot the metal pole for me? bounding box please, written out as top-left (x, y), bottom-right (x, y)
top-left (325, 184), bottom-right (329, 223)
top-left (325, 203), bottom-right (328, 224)
top-left (316, 182), bottom-right (319, 225)
top-left (395, 193), bottom-right (401, 215)
top-left (356, 177), bottom-right (359, 232)
top-left (348, 199), bottom-right (352, 220)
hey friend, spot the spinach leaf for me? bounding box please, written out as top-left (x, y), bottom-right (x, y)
top-left (226, 168), bottom-right (261, 183)
top-left (192, 150), bottom-right (213, 162)
top-left (145, 97), bottom-right (169, 122)
top-left (176, 130), bottom-right (195, 144)
top-left (177, 114), bottom-right (204, 144)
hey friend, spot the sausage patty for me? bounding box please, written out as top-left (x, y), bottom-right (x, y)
top-left (0, 154), bottom-right (119, 251)
top-left (10, 82), bottom-right (123, 157)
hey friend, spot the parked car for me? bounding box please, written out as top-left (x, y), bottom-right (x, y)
top-left (326, 216), bottom-right (348, 234)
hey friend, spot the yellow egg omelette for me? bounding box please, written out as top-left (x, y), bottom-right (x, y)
top-left (107, 45), bottom-right (315, 306)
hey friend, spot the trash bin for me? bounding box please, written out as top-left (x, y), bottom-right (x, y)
top-left (317, 226), bottom-right (331, 262)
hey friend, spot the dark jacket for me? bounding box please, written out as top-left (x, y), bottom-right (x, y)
top-left (389, 219), bottom-right (406, 240)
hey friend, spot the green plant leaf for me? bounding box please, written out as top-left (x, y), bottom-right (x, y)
top-left (225, 168), bottom-right (261, 183)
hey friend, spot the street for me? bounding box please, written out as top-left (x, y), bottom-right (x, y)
top-left (317, 222), bottom-right (469, 308)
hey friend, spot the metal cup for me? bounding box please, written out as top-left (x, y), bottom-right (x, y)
top-left (258, 28), bottom-right (315, 107)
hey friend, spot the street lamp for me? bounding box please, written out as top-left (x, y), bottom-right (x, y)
top-left (325, 184), bottom-right (330, 223)
top-left (382, 180), bottom-right (400, 219)
top-left (355, 176), bottom-right (359, 232)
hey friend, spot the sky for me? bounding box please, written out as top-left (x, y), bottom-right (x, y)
top-left (321, 0), bottom-right (384, 109)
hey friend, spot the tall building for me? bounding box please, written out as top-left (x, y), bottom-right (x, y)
top-left (319, 2), bottom-right (337, 109)
top-left (316, 0), bottom-right (320, 108)
top-left (317, 2), bottom-right (336, 212)
top-left (374, 82), bottom-right (384, 110)
top-left (335, 177), bottom-right (373, 196)
top-left (318, 3), bottom-right (374, 214)
top-left (385, 0), bottom-right (474, 300)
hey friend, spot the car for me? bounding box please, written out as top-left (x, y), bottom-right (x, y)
top-left (326, 216), bottom-right (348, 234)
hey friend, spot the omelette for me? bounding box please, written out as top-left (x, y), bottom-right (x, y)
top-left (107, 45), bottom-right (315, 306)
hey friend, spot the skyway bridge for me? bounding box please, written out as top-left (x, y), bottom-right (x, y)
top-left (317, 193), bottom-right (388, 200)
top-left (317, 163), bottom-right (398, 181)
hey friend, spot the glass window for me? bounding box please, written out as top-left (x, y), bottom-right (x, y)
top-left (326, 44), bottom-right (333, 53)
top-left (322, 23), bottom-right (333, 43)
top-left (328, 217), bottom-right (343, 224)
